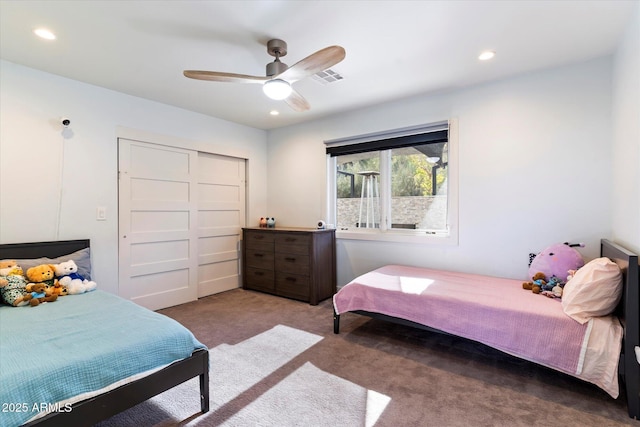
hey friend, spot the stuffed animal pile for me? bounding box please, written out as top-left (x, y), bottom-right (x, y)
top-left (0, 258), bottom-right (97, 307)
top-left (522, 242), bottom-right (585, 299)
top-left (0, 261), bottom-right (61, 306)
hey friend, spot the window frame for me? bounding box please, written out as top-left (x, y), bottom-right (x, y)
top-left (325, 119), bottom-right (458, 245)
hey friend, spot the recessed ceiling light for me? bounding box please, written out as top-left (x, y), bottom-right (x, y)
top-left (269, 110), bottom-right (280, 116)
top-left (478, 51), bottom-right (495, 61)
top-left (34, 28), bottom-right (56, 40)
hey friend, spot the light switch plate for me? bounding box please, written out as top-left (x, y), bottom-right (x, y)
top-left (96, 206), bottom-right (106, 221)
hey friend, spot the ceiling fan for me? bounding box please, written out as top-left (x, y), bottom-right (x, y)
top-left (183, 39), bottom-right (346, 112)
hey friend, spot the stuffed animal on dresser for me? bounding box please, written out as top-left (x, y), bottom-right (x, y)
top-left (53, 260), bottom-right (97, 295)
top-left (0, 260), bottom-right (30, 306)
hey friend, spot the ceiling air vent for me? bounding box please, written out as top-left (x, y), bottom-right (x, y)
top-left (312, 68), bottom-right (344, 85)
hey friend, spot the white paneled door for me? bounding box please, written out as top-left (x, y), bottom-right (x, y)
top-left (118, 139), bottom-right (199, 310)
top-left (197, 152), bottom-right (245, 297)
top-left (118, 139), bottom-right (247, 310)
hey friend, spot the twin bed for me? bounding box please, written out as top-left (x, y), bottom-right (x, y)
top-left (334, 239), bottom-right (640, 420)
top-left (0, 239), bottom-right (209, 427)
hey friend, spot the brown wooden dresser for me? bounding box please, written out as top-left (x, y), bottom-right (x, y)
top-left (242, 227), bottom-right (336, 305)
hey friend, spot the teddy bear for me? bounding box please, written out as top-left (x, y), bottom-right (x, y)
top-left (49, 280), bottom-right (68, 297)
top-left (53, 259), bottom-right (97, 295)
top-left (0, 260), bottom-right (31, 306)
top-left (0, 259), bottom-right (19, 278)
top-left (24, 282), bottom-right (57, 306)
top-left (25, 264), bottom-right (60, 298)
top-left (522, 272), bottom-right (547, 294)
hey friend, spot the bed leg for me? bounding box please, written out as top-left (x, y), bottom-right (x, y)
top-left (333, 310), bottom-right (340, 334)
top-left (627, 382), bottom-right (639, 419)
top-left (200, 351), bottom-right (210, 413)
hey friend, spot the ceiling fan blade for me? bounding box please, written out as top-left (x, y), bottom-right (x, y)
top-left (277, 45), bottom-right (346, 83)
top-left (285, 88), bottom-right (310, 112)
top-left (183, 70), bottom-right (268, 84)
top-left (284, 89), bottom-right (311, 112)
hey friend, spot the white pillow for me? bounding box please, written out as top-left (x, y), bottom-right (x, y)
top-left (561, 257), bottom-right (623, 324)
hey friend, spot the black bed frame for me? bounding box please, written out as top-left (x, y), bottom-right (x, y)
top-left (333, 239), bottom-right (640, 420)
top-left (0, 239), bottom-right (210, 426)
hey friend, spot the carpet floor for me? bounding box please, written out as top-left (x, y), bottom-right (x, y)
top-left (96, 324), bottom-right (390, 426)
top-left (103, 288), bottom-right (636, 427)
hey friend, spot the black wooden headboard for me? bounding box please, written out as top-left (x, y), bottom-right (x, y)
top-left (0, 239), bottom-right (90, 259)
top-left (601, 238), bottom-right (639, 419)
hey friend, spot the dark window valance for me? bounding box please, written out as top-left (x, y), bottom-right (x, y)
top-left (326, 129), bottom-right (448, 157)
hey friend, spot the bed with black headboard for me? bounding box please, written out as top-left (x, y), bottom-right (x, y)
top-left (0, 239), bottom-right (209, 426)
top-left (333, 239), bottom-right (639, 419)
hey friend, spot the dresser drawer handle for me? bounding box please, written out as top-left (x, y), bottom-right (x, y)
top-left (285, 237), bottom-right (296, 242)
top-left (254, 253), bottom-right (264, 258)
top-left (284, 257), bottom-right (296, 262)
top-left (253, 235), bottom-right (264, 240)
top-left (285, 277), bottom-right (297, 282)
top-left (254, 271), bottom-right (264, 276)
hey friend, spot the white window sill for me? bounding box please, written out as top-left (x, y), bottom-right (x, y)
top-left (336, 229), bottom-right (458, 246)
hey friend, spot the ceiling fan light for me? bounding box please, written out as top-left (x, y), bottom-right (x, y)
top-left (263, 79), bottom-right (292, 100)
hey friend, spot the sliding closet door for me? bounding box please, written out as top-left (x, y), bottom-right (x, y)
top-left (197, 152), bottom-right (246, 297)
top-left (118, 138), bottom-right (199, 310)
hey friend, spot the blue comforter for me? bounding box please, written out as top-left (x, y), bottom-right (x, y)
top-left (0, 291), bottom-right (206, 426)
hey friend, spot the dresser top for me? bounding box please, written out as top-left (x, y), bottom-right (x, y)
top-left (243, 226), bottom-right (334, 233)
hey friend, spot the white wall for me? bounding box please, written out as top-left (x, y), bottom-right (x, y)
top-left (0, 60), bottom-right (268, 295)
top-left (611, 3), bottom-right (640, 254)
top-left (267, 58), bottom-right (614, 285)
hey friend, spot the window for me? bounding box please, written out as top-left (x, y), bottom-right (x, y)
top-left (325, 120), bottom-right (457, 244)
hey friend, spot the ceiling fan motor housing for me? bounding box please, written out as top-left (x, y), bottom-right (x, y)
top-left (266, 39), bottom-right (288, 76)
top-left (266, 60), bottom-right (288, 77)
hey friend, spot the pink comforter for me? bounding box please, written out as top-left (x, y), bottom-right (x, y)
top-left (334, 265), bottom-right (588, 376)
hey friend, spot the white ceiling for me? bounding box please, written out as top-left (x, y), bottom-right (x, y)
top-left (0, 1), bottom-right (635, 130)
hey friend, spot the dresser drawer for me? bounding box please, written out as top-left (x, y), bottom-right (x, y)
top-left (275, 272), bottom-right (309, 301)
top-left (275, 234), bottom-right (310, 255)
top-left (275, 253), bottom-right (309, 275)
top-left (245, 267), bottom-right (275, 292)
top-left (245, 231), bottom-right (275, 251)
top-left (245, 249), bottom-right (274, 270)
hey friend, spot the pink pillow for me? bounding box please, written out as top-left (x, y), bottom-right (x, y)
top-left (561, 257), bottom-right (623, 324)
